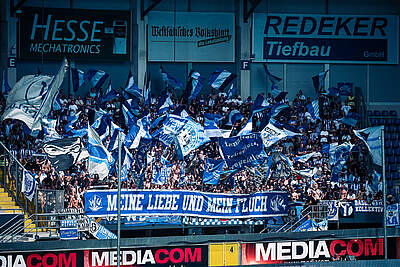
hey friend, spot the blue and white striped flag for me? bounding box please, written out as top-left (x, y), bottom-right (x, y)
top-left (71, 68), bottom-right (85, 92)
top-left (84, 69), bottom-right (109, 92)
top-left (122, 104), bottom-right (137, 128)
top-left (306, 100), bottom-right (320, 120)
top-left (208, 69), bottom-right (237, 92)
top-left (124, 115), bottom-right (151, 149)
top-left (354, 126), bottom-right (384, 166)
top-left (88, 125), bottom-right (113, 180)
top-left (22, 170), bottom-right (38, 201)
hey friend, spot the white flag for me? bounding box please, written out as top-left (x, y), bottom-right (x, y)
top-left (2, 59), bottom-right (68, 131)
top-left (22, 170), bottom-right (38, 201)
top-left (260, 123), bottom-right (300, 148)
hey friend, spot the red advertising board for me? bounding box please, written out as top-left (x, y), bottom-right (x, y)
top-left (241, 238), bottom-right (384, 264)
top-left (0, 245), bottom-right (207, 267)
top-left (83, 246), bottom-right (208, 267)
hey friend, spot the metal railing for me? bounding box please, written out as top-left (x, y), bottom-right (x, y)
top-left (261, 204), bottom-right (329, 233)
top-left (0, 142), bottom-right (34, 214)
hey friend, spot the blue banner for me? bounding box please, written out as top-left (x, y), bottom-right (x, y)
top-left (218, 133), bottom-right (266, 169)
top-left (85, 190), bottom-right (288, 218)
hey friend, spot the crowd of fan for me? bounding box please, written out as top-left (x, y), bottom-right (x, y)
top-left (0, 84), bottom-right (387, 210)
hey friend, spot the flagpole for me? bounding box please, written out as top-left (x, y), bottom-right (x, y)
top-left (117, 131), bottom-right (122, 267)
top-left (381, 127), bottom-right (387, 259)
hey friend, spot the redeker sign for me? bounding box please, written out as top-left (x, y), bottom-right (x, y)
top-left (253, 13), bottom-right (399, 64)
top-left (18, 7), bottom-right (130, 61)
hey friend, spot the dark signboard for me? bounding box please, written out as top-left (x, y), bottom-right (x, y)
top-left (253, 13), bottom-right (399, 64)
top-left (242, 238), bottom-right (384, 264)
top-left (18, 7), bottom-right (130, 61)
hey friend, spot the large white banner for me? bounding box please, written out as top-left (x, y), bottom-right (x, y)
top-left (148, 11), bottom-right (234, 62)
top-left (253, 13), bottom-right (399, 64)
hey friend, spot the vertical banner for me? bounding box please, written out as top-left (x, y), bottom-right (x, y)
top-left (19, 7), bottom-right (130, 60)
top-left (148, 11), bottom-right (234, 62)
top-left (253, 13), bottom-right (399, 64)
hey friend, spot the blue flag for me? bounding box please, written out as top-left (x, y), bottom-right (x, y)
top-left (71, 68), bottom-right (85, 92)
top-left (84, 69), bottom-right (109, 92)
top-left (65, 111), bottom-right (81, 132)
top-left (157, 92), bottom-right (174, 113)
top-left (117, 146), bottom-right (134, 182)
top-left (227, 83), bottom-right (236, 99)
top-left (101, 82), bottom-right (119, 104)
top-left (152, 164), bottom-right (172, 185)
top-left (219, 133), bottom-right (266, 169)
top-left (188, 71), bottom-right (203, 102)
top-left (338, 82), bottom-right (353, 96)
top-left (2, 70), bottom-right (11, 97)
top-left (312, 70), bottom-right (328, 93)
top-left (135, 138), bottom-right (153, 174)
top-left (125, 70), bottom-right (142, 98)
top-left (208, 69), bottom-right (237, 92)
top-left (203, 158), bottom-right (225, 185)
top-left (160, 66), bottom-right (183, 90)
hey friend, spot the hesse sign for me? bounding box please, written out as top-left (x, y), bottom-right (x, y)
top-left (241, 238), bottom-right (383, 264)
top-left (18, 7), bottom-right (130, 60)
top-left (253, 13), bottom-right (399, 64)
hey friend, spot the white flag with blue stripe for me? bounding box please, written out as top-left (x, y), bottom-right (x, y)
top-left (354, 126), bottom-right (384, 166)
top-left (88, 125), bottom-right (113, 180)
top-left (208, 69), bottom-right (236, 91)
top-left (260, 123), bottom-right (300, 148)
